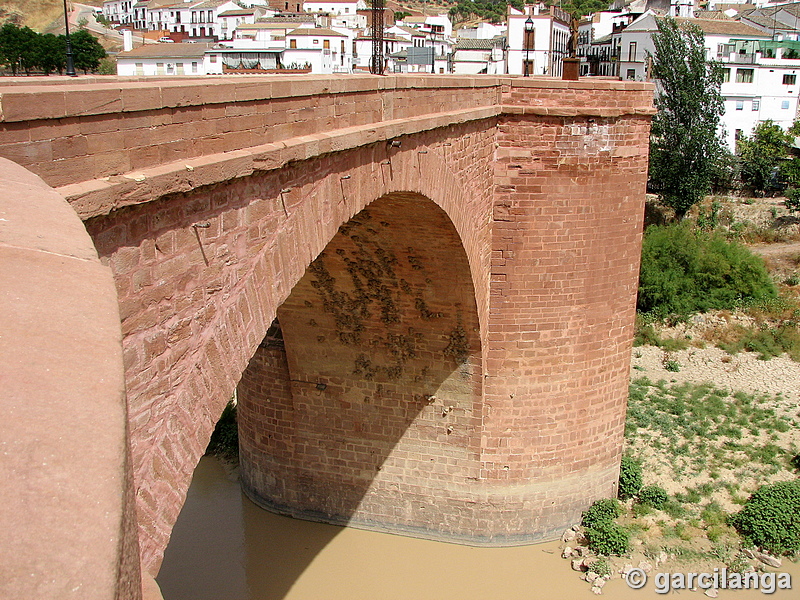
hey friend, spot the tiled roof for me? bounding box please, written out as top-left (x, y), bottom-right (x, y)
top-left (454, 38), bottom-right (499, 50)
top-left (672, 17), bottom-right (770, 37)
top-left (287, 27), bottom-right (348, 37)
top-left (117, 43), bottom-right (212, 59)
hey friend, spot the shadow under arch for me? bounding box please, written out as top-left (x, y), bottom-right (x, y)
top-left (237, 191), bottom-right (483, 600)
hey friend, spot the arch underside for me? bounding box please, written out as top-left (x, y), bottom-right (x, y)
top-left (238, 193), bottom-right (488, 541)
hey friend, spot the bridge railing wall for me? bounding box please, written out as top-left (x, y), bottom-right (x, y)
top-left (0, 158), bottom-right (142, 599)
top-left (0, 75), bottom-right (500, 190)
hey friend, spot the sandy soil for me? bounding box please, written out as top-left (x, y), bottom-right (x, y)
top-left (630, 344), bottom-right (800, 407)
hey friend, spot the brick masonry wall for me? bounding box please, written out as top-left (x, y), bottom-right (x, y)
top-left (2, 76), bottom-right (653, 572)
top-left (239, 194), bottom-right (484, 538)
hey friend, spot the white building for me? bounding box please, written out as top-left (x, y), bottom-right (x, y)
top-left (283, 27), bottom-right (353, 73)
top-left (103, 0), bottom-right (135, 25)
top-left (302, 0), bottom-right (366, 15)
top-left (506, 4), bottom-right (570, 77)
top-left (451, 38), bottom-right (505, 74)
top-left (353, 34), bottom-right (410, 72)
top-left (116, 43), bottom-right (223, 75)
top-left (613, 11), bottom-right (800, 150)
top-left (457, 22), bottom-right (506, 40)
top-left (218, 7), bottom-right (271, 40)
top-left (578, 9), bottom-right (636, 76)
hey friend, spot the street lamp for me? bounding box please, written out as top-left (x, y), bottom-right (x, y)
top-left (524, 16), bottom-right (533, 77)
top-left (62, 0), bottom-right (77, 76)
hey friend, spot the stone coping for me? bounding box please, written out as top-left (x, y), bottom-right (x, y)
top-left (0, 74), bottom-right (653, 122)
top-left (58, 101), bottom-right (653, 220)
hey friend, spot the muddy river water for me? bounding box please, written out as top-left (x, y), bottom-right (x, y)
top-left (157, 457), bottom-right (798, 600)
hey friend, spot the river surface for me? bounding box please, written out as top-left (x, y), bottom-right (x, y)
top-left (157, 457), bottom-right (798, 600)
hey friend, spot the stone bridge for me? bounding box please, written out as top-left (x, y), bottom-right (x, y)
top-left (0, 74), bottom-right (653, 599)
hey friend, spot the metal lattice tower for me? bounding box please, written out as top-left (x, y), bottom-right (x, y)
top-left (370, 0), bottom-right (385, 74)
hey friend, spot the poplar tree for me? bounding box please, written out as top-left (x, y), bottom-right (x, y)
top-left (648, 17), bottom-right (727, 219)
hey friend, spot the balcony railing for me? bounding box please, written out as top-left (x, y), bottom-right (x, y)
top-left (717, 52), bottom-right (756, 64)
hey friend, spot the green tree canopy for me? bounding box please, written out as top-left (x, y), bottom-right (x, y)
top-left (71, 29), bottom-right (106, 74)
top-left (738, 120), bottom-right (791, 194)
top-left (0, 23), bottom-right (105, 75)
top-left (648, 17), bottom-right (727, 219)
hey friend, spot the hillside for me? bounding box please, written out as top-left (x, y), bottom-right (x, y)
top-left (0, 0), bottom-right (61, 31)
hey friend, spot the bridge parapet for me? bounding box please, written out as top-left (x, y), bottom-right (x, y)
top-left (0, 75), bottom-right (653, 219)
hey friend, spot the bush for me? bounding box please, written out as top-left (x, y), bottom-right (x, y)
top-left (729, 480), bottom-right (800, 555)
top-left (585, 521), bottom-right (631, 555)
top-left (638, 223), bottom-right (776, 319)
top-left (619, 455), bottom-right (643, 500)
top-left (589, 557), bottom-right (613, 578)
top-left (582, 498), bottom-right (623, 529)
top-left (638, 485), bottom-right (669, 509)
top-left (205, 400), bottom-right (239, 462)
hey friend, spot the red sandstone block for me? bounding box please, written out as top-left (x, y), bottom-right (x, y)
top-left (0, 90), bottom-right (66, 121)
top-left (0, 140), bottom-right (52, 166)
top-left (71, 88), bottom-right (124, 117)
top-left (51, 135), bottom-right (89, 161)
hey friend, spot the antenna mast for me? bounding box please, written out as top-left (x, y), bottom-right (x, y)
top-left (371, 0), bottom-right (385, 74)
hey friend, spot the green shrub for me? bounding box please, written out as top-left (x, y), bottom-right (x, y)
top-left (638, 223), bottom-right (776, 319)
top-left (638, 485), bottom-right (669, 509)
top-left (619, 455), bottom-right (643, 500)
top-left (589, 557), bottom-right (613, 578)
top-left (729, 480), bottom-right (800, 555)
top-left (205, 400), bottom-right (239, 462)
top-left (582, 498), bottom-right (623, 529)
top-left (586, 521), bottom-right (631, 556)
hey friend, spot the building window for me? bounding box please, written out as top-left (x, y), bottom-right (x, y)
top-left (752, 98), bottom-right (760, 110)
top-left (135, 62), bottom-right (144, 75)
top-left (783, 74), bottom-right (796, 85)
top-left (736, 69), bottom-right (754, 83)
top-left (208, 10), bottom-right (212, 21)
top-left (735, 100), bottom-right (744, 110)
top-left (523, 60), bottom-right (534, 75)
top-left (523, 27), bottom-right (535, 51)
top-left (629, 41), bottom-right (637, 62)
top-left (209, 54), bottom-right (217, 63)
top-left (290, 39), bottom-right (297, 48)
top-left (323, 39), bottom-right (330, 49)
top-left (192, 62), bottom-right (198, 73)
top-left (722, 68), bottom-right (730, 82)
top-left (626, 68), bottom-right (635, 80)
top-left (313, 39), bottom-right (319, 45)
top-left (782, 100), bottom-right (791, 109)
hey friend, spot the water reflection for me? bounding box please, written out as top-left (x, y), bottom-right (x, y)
top-left (158, 457), bottom-right (799, 600)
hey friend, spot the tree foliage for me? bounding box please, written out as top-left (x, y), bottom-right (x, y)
top-left (449, 0), bottom-right (523, 24)
top-left (738, 120), bottom-right (791, 194)
top-left (0, 22), bottom-right (105, 75)
top-left (638, 223), bottom-right (776, 318)
top-left (559, 0), bottom-right (610, 17)
top-left (648, 17), bottom-right (727, 219)
top-left (780, 118), bottom-right (800, 212)
top-left (71, 29), bottom-right (106, 74)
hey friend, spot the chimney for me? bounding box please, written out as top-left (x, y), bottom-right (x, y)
top-left (122, 29), bottom-right (133, 52)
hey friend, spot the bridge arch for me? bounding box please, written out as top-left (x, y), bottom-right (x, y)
top-left (84, 125), bottom-right (495, 570)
